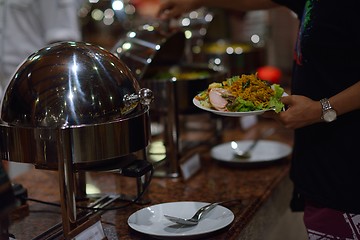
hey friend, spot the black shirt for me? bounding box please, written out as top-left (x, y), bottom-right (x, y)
top-left (273, 0), bottom-right (360, 213)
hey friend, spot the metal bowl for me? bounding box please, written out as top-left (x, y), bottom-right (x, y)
top-left (0, 42), bottom-right (153, 169)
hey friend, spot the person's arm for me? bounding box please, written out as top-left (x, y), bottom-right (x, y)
top-left (329, 81), bottom-right (360, 116)
top-left (274, 81), bottom-right (360, 129)
top-left (157, 0), bottom-right (279, 19)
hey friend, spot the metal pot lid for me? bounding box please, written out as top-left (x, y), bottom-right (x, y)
top-left (1, 41), bottom-right (153, 129)
top-left (112, 24), bottom-right (186, 80)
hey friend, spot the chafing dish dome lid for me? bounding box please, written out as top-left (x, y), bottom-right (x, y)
top-left (112, 25), bottom-right (186, 80)
top-left (1, 41), bottom-right (150, 129)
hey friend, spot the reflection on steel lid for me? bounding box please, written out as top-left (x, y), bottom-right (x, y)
top-left (1, 41), bottom-right (143, 128)
top-left (112, 26), bottom-right (186, 80)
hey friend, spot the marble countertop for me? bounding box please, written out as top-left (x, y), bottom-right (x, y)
top-left (8, 118), bottom-right (294, 239)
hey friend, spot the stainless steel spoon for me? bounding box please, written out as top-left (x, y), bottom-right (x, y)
top-left (164, 199), bottom-right (240, 226)
top-left (232, 128), bottom-right (275, 159)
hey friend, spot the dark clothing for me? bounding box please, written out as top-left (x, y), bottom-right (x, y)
top-left (272, 0), bottom-right (360, 214)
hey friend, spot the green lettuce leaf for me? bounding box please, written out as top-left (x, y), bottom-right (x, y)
top-left (269, 84), bottom-right (285, 113)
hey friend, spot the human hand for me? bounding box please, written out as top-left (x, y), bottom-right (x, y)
top-left (263, 95), bottom-right (323, 129)
top-left (157, 0), bottom-right (203, 20)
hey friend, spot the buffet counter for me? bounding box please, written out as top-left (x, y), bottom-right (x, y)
top-left (8, 118), bottom-right (307, 240)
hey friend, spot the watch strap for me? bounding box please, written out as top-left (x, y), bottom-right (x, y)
top-left (320, 98), bottom-right (337, 122)
top-left (320, 98), bottom-right (332, 111)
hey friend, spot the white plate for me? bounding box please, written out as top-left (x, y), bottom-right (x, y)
top-left (211, 140), bottom-right (292, 165)
top-left (192, 98), bottom-right (271, 117)
top-left (193, 92), bottom-right (288, 117)
top-left (127, 201), bottom-right (234, 239)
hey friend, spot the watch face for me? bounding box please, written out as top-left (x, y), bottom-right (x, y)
top-left (324, 110), bottom-right (337, 122)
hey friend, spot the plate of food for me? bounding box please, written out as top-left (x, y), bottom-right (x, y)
top-left (193, 73), bottom-right (286, 117)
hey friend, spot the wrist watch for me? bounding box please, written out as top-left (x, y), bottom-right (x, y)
top-left (320, 98), bottom-right (337, 122)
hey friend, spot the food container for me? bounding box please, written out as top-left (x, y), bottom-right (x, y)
top-left (0, 41), bottom-right (154, 238)
top-left (0, 41), bottom-right (153, 170)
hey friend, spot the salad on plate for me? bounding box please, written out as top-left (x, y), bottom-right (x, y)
top-left (194, 73), bottom-right (285, 114)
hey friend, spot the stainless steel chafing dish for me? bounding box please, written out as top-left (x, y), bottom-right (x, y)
top-left (0, 41), bottom-right (153, 170)
top-left (0, 41), bottom-right (153, 238)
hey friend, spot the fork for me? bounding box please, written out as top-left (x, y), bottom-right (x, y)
top-left (163, 199), bottom-right (240, 226)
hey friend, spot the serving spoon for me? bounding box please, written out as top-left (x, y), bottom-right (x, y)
top-left (164, 199), bottom-right (240, 226)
